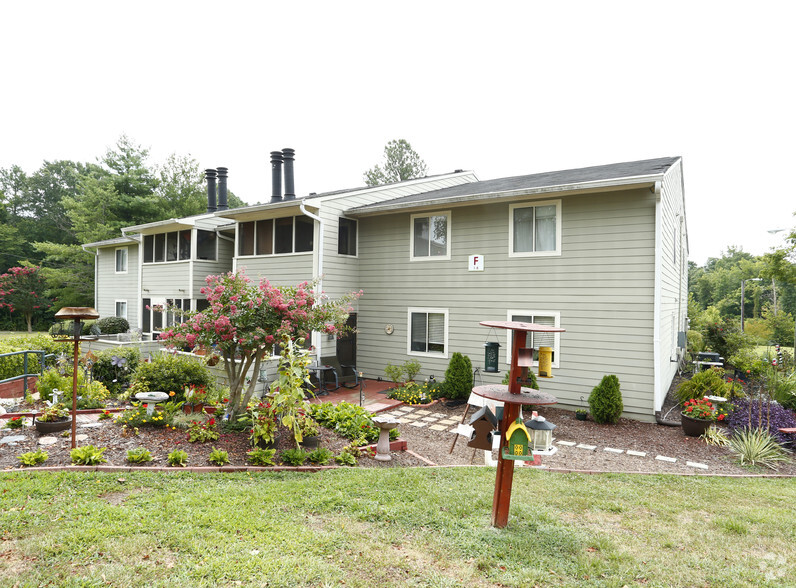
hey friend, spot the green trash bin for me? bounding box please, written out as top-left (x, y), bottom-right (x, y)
top-left (484, 341), bottom-right (501, 373)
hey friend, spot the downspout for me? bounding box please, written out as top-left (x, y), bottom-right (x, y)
top-left (299, 201), bottom-right (323, 363)
top-left (652, 181), bottom-right (663, 416)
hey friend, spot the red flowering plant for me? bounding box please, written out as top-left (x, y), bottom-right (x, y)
top-left (159, 270), bottom-right (360, 420)
top-left (0, 265), bottom-right (51, 333)
top-left (681, 397), bottom-right (717, 421)
top-left (187, 417), bottom-right (220, 443)
top-left (4, 416), bottom-right (26, 429)
top-left (250, 401), bottom-right (278, 446)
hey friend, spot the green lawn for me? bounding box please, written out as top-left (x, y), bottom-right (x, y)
top-left (2, 468), bottom-right (795, 587)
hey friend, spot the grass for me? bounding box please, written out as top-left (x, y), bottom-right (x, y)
top-left (2, 469), bottom-right (796, 587)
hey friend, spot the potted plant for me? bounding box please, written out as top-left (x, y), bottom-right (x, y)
top-left (184, 384), bottom-right (208, 414)
top-left (575, 408), bottom-right (589, 421)
top-left (297, 413), bottom-right (321, 449)
top-left (680, 397), bottom-right (716, 437)
top-left (34, 404), bottom-right (71, 434)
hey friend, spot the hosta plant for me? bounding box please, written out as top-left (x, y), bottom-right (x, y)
top-left (246, 448), bottom-right (276, 466)
top-left (306, 447), bottom-right (334, 465)
top-left (17, 450), bottom-right (48, 467)
top-left (728, 427), bottom-right (789, 470)
top-left (126, 448), bottom-right (153, 464)
top-left (208, 447), bottom-right (230, 466)
top-left (167, 449), bottom-right (188, 467)
top-left (70, 445), bottom-right (108, 465)
top-left (281, 448), bottom-right (307, 466)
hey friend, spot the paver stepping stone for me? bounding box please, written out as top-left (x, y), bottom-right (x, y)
top-left (79, 422), bottom-right (104, 429)
top-left (38, 437), bottom-right (58, 446)
top-left (686, 461), bottom-right (709, 470)
top-left (576, 444), bottom-right (597, 451)
top-left (430, 413), bottom-right (446, 418)
top-left (604, 447), bottom-right (624, 454)
top-left (421, 417), bottom-right (438, 422)
top-left (409, 421), bottom-right (427, 428)
top-left (439, 419), bottom-right (457, 425)
top-left (397, 418), bottom-right (411, 424)
top-left (415, 410), bottom-right (432, 415)
top-left (626, 450), bottom-right (646, 457)
top-left (76, 434), bottom-right (88, 442)
top-left (557, 440), bottom-right (576, 446)
top-left (655, 455), bottom-right (677, 463)
top-left (394, 407), bottom-right (413, 413)
top-left (401, 413), bottom-right (419, 419)
top-left (429, 424), bottom-right (447, 431)
top-left (0, 435), bottom-right (26, 445)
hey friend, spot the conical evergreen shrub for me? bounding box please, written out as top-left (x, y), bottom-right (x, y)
top-left (588, 374), bottom-right (623, 424)
top-left (444, 352), bottom-right (473, 401)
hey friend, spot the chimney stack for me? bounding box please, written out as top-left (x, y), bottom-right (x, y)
top-left (205, 169), bottom-right (217, 213)
top-left (270, 151), bottom-right (283, 203)
top-left (216, 167), bottom-right (229, 211)
top-left (282, 148), bottom-right (295, 200)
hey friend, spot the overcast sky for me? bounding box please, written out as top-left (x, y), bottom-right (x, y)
top-left (2, 1), bottom-right (794, 265)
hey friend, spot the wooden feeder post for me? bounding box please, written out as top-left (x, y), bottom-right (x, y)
top-left (474, 320), bottom-right (565, 528)
top-left (52, 307), bottom-right (100, 449)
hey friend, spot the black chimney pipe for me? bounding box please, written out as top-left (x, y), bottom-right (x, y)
top-left (205, 169), bottom-right (217, 213)
top-left (270, 151), bottom-right (283, 203)
top-left (217, 167), bottom-right (229, 211)
top-left (282, 148), bottom-right (295, 200)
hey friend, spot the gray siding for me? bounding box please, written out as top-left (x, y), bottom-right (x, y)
top-left (142, 262), bottom-right (191, 297)
top-left (96, 244), bottom-right (139, 326)
top-left (355, 187), bottom-right (660, 421)
top-left (235, 253), bottom-right (315, 286)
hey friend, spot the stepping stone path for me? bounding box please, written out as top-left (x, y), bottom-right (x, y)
top-left (0, 435), bottom-right (26, 446)
top-left (38, 437), bottom-right (59, 446)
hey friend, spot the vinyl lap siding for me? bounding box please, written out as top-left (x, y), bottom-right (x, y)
top-left (142, 263), bottom-right (190, 297)
top-left (355, 188), bottom-right (659, 421)
top-left (235, 254), bottom-right (314, 286)
top-left (96, 244), bottom-right (139, 325)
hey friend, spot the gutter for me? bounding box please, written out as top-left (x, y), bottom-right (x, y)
top-left (299, 201), bottom-right (324, 363)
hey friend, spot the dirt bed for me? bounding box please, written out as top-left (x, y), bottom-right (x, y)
top-left (2, 401), bottom-right (795, 475)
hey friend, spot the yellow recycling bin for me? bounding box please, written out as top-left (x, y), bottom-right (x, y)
top-left (538, 346), bottom-right (553, 378)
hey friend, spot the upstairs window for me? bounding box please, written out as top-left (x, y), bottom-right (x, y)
top-left (509, 200), bottom-right (561, 256)
top-left (411, 211), bottom-right (450, 260)
top-left (196, 230), bottom-right (217, 260)
top-left (338, 217), bottom-right (357, 256)
top-left (115, 247), bottom-right (128, 273)
top-left (143, 231), bottom-right (195, 263)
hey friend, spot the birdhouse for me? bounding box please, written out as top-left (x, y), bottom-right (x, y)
top-left (525, 414), bottom-right (556, 452)
top-left (501, 418), bottom-right (535, 461)
top-left (468, 406), bottom-right (498, 450)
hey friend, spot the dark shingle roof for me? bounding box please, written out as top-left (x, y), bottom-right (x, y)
top-left (348, 156), bottom-right (679, 213)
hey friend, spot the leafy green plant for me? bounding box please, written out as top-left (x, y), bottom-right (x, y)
top-left (384, 363), bottom-right (404, 383)
top-left (70, 445), bottom-right (108, 465)
top-left (385, 359), bottom-right (422, 384)
top-left (281, 448), bottom-right (308, 466)
top-left (91, 347), bottom-right (140, 395)
top-left (37, 403), bottom-right (69, 422)
top-left (96, 316), bottom-right (130, 334)
top-left (126, 448), bottom-right (153, 464)
top-left (249, 402), bottom-right (278, 446)
top-left (114, 404), bottom-right (172, 428)
top-left (17, 450), bottom-right (48, 466)
top-left (588, 375), bottom-right (623, 425)
top-left (334, 445), bottom-right (359, 466)
top-left (246, 447), bottom-right (276, 466)
top-left (502, 369), bottom-right (539, 390)
top-left (129, 353), bottom-right (213, 403)
top-left (306, 447), bottom-right (334, 465)
top-left (676, 367), bottom-right (734, 403)
top-left (4, 416), bottom-right (26, 429)
top-left (728, 427), bottom-right (789, 470)
top-left (443, 352), bottom-right (473, 401)
top-left (187, 418), bottom-right (220, 443)
top-left (404, 359), bottom-right (422, 381)
top-left (764, 367), bottom-right (796, 410)
top-left (270, 336), bottom-right (314, 447)
top-left (37, 368), bottom-right (111, 407)
top-left (167, 449), bottom-right (188, 467)
top-left (208, 447), bottom-right (230, 466)
top-left (308, 401), bottom-right (380, 443)
top-left (701, 425), bottom-right (730, 447)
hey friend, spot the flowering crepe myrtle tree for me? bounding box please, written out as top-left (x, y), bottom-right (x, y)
top-left (159, 270), bottom-right (360, 419)
top-left (0, 265), bottom-right (51, 333)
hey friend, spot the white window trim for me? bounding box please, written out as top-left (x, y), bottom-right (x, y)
top-left (115, 300), bottom-right (128, 320)
top-left (505, 309), bottom-right (561, 368)
top-left (410, 210), bottom-right (451, 261)
top-left (407, 307), bottom-right (449, 358)
top-left (338, 217), bottom-right (359, 258)
top-left (115, 247), bottom-right (128, 274)
top-left (508, 199), bottom-right (562, 257)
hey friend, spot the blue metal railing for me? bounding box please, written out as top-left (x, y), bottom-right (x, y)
top-left (0, 350), bottom-right (56, 394)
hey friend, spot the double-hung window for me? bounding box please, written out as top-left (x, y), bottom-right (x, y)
top-left (115, 247), bottom-right (128, 273)
top-left (411, 211), bottom-right (450, 260)
top-left (338, 217), bottom-right (357, 256)
top-left (509, 200), bottom-right (561, 256)
top-left (115, 300), bottom-right (127, 319)
top-left (506, 311), bottom-right (561, 368)
top-left (408, 308), bottom-right (448, 357)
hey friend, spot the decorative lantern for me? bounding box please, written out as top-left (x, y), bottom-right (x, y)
top-left (484, 341), bottom-right (501, 373)
top-left (525, 414), bottom-right (556, 453)
top-left (501, 417), bottom-right (535, 461)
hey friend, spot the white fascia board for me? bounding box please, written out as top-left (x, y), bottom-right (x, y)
top-left (346, 175), bottom-right (662, 217)
top-left (215, 200), bottom-right (320, 222)
top-left (308, 171), bottom-right (479, 205)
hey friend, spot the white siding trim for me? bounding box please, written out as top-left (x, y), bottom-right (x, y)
top-left (652, 181), bottom-right (663, 412)
top-left (507, 200), bottom-right (562, 257)
top-left (406, 307), bottom-right (449, 359)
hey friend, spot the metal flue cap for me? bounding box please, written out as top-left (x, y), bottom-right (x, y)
top-left (54, 307), bottom-right (99, 320)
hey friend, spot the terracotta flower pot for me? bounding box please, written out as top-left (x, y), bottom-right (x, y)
top-left (681, 413), bottom-right (712, 437)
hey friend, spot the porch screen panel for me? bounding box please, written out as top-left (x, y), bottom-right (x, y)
top-left (197, 230), bottom-right (217, 260)
top-left (294, 216), bottom-right (313, 252)
top-left (255, 220), bottom-right (273, 255)
top-left (275, 217), bottom-right (293, 254)
top-left (166, 232), bottom-right (178, 261)
top-left (143, 235), bottom-right (154, 263)
top-left (239, 222), bottom-right (255, 256)
top-left (179, 230), bottom-right (191, 260)
top-left (142, 298), bottom-right (151, 333)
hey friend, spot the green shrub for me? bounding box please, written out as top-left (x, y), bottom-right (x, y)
top-left (281, 448), bottom-right (307, 466)
top-left (703, 319), bottom-right (753, 361)
top-left (70, 445), bottom-right (107, 465)
top-left (727, 348), bottom-right (766, 377)
top-left (588, 375), bottom-right (623, 425)
top-left (247, 448), bottom-right (276, 466)
top-left (91, 347), bottom-right (140, 395)
top-left (308, 401), bottom-right (380, 443)
top-left (388, 381), bottom-right (433, 405)
top-left (187, 418), bottom-right (220, 443)
top-left (126, 448), bottom-right (153, 464)
top-left (129, 353), bottom-right (213, 403)
top-left (501, 369), bottom-right (539, 390)
top-left (114, 405), bottom-right (173, 428)
top-left (676, 367), bottom-right (733, 403)
top-left (764, 367), bottom-right (796, 411)
top-left (384, 359), bottom-right (423, 384)
top-left (36, 368), bottom-right (111, 407)
top-left (96, 316), bottom-right (130, 335)
top-left (443, 352), bottom-right (473, 401)
top-left (687, 330), bottom-right (704, 355)
top-left (0, 334), bottom-right (71, 380)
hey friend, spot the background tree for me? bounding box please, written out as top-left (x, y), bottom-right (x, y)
top-left (0, 265), bottom-right (51, 332)
top-left (363, 139), bottom-right (428, 186)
